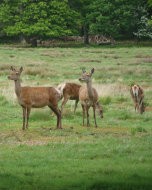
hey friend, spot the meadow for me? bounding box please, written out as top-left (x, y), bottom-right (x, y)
top-left (0, 44), bottom-right (152, 190)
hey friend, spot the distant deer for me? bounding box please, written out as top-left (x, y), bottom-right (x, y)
top-left (130, 84), bottom-right (145, 114)
top-left (8, 66), bottom-right (62, 130)
top-left (57, 82), bottom-right (81, 114)
top-left (79, 68), bottom-right (103, 127)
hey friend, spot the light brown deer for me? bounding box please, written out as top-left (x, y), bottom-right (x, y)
top-left (79, 68), bottom-right (103, 127)
top-left (57, 82), bottom-right (81, 114)
top-left (130, 84), bottom-right (145, 114)
top-left (8, 66), bottom-right (62, 130)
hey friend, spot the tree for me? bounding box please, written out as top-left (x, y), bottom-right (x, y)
top-left (68, 0), bottom-right (91, 44)
top-left (87, 0), bottom-right (148, 39)
top-left (0, 0), bottom-right (79, 46)
top-left (147, 0), bottom-right (152, 37)
top-left (133, 0), bottom-right (152, 40)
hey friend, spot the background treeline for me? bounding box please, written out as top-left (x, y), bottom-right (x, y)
top-left (0, 0), bottom-right (152, 46)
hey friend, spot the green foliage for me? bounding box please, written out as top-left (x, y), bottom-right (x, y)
top-left (148, 0), bottom-right (152, 7)
top-left (131, 127), bottom-right (147, 135)
top-left (87, 0), bottom-right (147, 39)
top-left (133, 6), bottom-right (152, 40)
top-left (0, 0), bottom-right (80, 39)
top-left (0, 0), bottom-right (152, 42)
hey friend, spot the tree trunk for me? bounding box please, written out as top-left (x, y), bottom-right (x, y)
top-left (83, 23), bottom-right (89, 45)
top-left (30, 38), bottom-right (37, 47)
top-left (19, 35), bottom-right (27, 45)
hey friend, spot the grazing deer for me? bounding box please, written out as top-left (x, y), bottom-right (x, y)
top-left (130, 84), bottom-right (145, 114)
top-left (57, 83), bottom-right (81, 114)
top-left (79, 68), bottom-right (103, 127)
top-left (8, 66), bottom-right (62, 130)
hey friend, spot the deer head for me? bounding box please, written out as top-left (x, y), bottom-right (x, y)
top-left (8, 66), bottom-right (23, 81)
top-left (131, 84), bottom-right (140, 97)
top-left (79, 68), bottom-right (94, 83)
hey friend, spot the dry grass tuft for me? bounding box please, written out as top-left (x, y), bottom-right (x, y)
top-left (24, 67), bottom-right (57, 78)
top-left (0, 64), bottom-right (10, 71)
top-left (24, 68), bottom-right (44, 76)
top-left (145, 106), bottom-right (152, 112)
top-left (135, 54), bottom-right (152, 58)
top-left (41, 52), bottom-right (65, 58)
top-left (134, 55), bottom-right (152, 65)
top-left (94, 83), bottom-right (129, 97)
top-left (0, 82), bottom-right (17, 104)
top-left (142, 58), bottom-right (152, 63)
top-left (103, 55), bottom-right (120, 59)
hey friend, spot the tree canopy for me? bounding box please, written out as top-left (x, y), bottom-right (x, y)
top-left (0, 0), bottom-right (151, 45)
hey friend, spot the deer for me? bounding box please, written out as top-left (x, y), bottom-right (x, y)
top-left (79, 68), bottom-right (103, 127)
top-left (8, 66), bottom-right (62, 130)
top-left (130, 84), bottom-right (145, 114)
top-left (57, 82), bottom-right (82, 114)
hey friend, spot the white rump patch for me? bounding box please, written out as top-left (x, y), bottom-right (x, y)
top-left (56, 83), bottom-right (66, 98)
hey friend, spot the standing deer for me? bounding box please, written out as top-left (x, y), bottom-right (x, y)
top-left (130, 84), bottom-right (145, 114)
top-left (8, 66), bottom-right (62, 130)
top-left (57, 83), bottom-right (81, 114)
top-left (79, 68), bottom-right (103, 127)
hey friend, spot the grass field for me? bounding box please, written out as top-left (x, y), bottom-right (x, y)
top-left (0, 44), bottom-right (152, 190)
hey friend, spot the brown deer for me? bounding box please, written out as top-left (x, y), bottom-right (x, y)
top-left (57, 83), bottom-right (81, 114)
top-left (8, 66), bottom-right (62, 130)
top-left (130, 84), bottom-right (145, 114)
top-left (79, 68), bottom-right (103, 127)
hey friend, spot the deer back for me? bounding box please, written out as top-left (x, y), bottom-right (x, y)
top-left (19, 87), bottom-right (60, 108)
top-left (63, 83), bottom-right (81, 100)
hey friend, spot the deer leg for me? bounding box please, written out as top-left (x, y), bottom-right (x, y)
top-left (86, 107), bottom-right (90, 127)
top-left (134, 102), bottom-right (138, 112)
top-left (139, 99), bottom-right (144, 114)
top-left (137, 103), bottom-right (140, 112)
top-left (22, 107), bottom-right (26, 130)
top-left (74, 100), bottom-right (79, 114)
top-left (81, 104), bottom-right (85, 126)
top-left (49, 105), bottom-right (62, 129)
top-left (134, 103), bottom-right (137, 112)
top-left (93, 106), bottom-right (97, 128)
top-left (61, 96), bottom-right (69, 114)
top-left (96, 102), bottom-right (103, 118)
top-left (26, 107), bottom-right (31, 129)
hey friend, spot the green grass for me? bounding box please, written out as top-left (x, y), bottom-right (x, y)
top-left (0, 44), bottom-right (152, 190)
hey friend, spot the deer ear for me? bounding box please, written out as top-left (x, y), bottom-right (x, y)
top-left (10, 66), bottom-right (15, 71)
top-left (91, 68), bottom-right (94, 74)
top-left (82, 68), bottom-right (86, 73)
top-left (20, 67), bottom-right (23, 73)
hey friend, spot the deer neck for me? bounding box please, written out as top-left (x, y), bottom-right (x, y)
top-left (86, 80), bottom-right (94, 100)
top-left (14, 79), bottom-right (21, 98)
